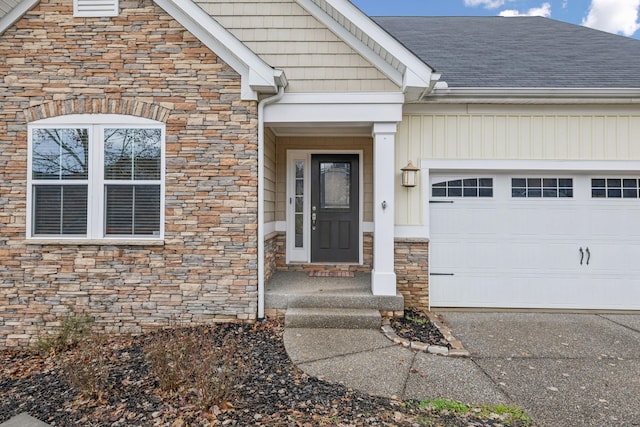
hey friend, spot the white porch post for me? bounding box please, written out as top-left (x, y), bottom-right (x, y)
top-left (371, 122), bottom-right (397, 296)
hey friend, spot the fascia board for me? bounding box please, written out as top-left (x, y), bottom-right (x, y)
top-left (319, 0), bottom-right (434, 89)
top-left (0, 0), bottom-right (38, 35)
top-left (264, 92), bottom-right (404, 124)
top-left (424, 87), bottom-right (640, 104)
top-left (154, 0), bottom-right (279, 100)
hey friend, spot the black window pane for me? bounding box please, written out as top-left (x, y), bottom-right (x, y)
top-left (559, 179), bottom-right (573, 187)
top-left (134, 185), bottom-right (161, 235)
top-left (463, 178), bottom-right (477, 186)
top-left (528, 188), bottom-right (542, 198)
top-left (448, 187), bottom-right (462, 197)
top-left (433, 181), bottom-right (446, 187)
top-left (449, 180), bottom-right (462, 187)
top-left (33, 186), bottom-right (61, 234)
top-left (479, 188), bottom-right (493, 197)
top-left (463, 187), bottom-right (478, 197)
top-left (432, 187), bottom-right (446, 197)
top-left (623, 179), bottom-right (637, 188)
top-left (104, 128), bottom-right (161, 180)
top-left (592, 188), bottom-right (606, 198)
top-left (608, 179), bottom-right (622, 188)
top-left (543, 188), bottom-right (558, 198)
top-left (32, 128), bottom-right (88, 180)
top-left (479, 178), bottom-right (493, 187)
top-left (62, 186), bottom-right (88, 234)
top-left (559, 188), bottom-right (573, 198)
top-left (592, 179), bottom-right (606, 188)
top-left (543, 178), bottom-right (557, 187)
top-left (106, 185), bottom-right (160, 236)
top-left (528, 178), bottom-right (542, 188)
top-left (608, 188), bottom-right (622, 198)
top-left (512, 188), bottom-right (526, 198)
top-left (106, 186), bottom-right (134, 235)
top-left (33, 185), bottom-right (87, 235)
top-left (623, 188), bottom-right (638, 198)
top-left (512, 178), bottom-right (526, 187)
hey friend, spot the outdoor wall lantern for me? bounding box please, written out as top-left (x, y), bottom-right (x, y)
top-left (401, 160), bottom-right (419, 187)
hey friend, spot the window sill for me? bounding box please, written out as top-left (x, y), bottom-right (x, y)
top-left (25, 239), bottom-right (165, 246)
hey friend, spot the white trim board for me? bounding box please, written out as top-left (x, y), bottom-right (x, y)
top-left (421, 159), bottom-right (640, 172)
top-left (265, 93), bottom-right (404, 125)
top-left (0, 0), bottom-right (38, 35)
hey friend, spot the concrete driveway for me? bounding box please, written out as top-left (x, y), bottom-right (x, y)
top-left (440, 312), bottom-right (640, 427)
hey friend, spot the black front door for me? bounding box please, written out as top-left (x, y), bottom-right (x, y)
top-left (310, 154), bottom-right (359, 262)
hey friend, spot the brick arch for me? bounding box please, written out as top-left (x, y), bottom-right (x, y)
top-left (24, 98), bottom-right (171, 123)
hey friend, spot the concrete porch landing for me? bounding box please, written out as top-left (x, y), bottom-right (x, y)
top-left (265, 272), bottom-right (404, 329)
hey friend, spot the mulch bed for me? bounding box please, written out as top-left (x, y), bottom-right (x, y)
top-left (390, 309), bottom-right (451, 348)
top-left (0, 321), bottom-right (525, 426)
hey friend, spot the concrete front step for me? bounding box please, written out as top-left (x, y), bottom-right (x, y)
top-left (267, 292), bottom-right (404, 311)
top-left (285, 307), bottom-right (382, 329)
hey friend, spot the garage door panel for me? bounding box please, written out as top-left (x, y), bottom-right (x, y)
top-left (430, 172), bottom-right (640, 310)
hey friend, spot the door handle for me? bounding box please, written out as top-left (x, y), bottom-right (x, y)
top-left (311, 208), bottom-right (317, 231)
top-left (585, 247), bottom-right (590, 265)
top-left (579, 247), bottom-right (584, 265)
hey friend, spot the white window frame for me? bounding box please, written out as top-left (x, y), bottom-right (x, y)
top-left (27, 114), bottom-right (165, 242)
top-left (73, 0), bottom-right (119, 17)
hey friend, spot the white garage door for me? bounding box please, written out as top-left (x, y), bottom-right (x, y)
top-left (429, 173), bottom-right (640, 310)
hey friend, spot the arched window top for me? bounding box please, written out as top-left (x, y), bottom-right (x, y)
top-left (432, 178), bottom-right (493, 198)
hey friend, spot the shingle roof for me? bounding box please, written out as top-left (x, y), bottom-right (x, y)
top-left (373, 16), bottom-right (640, 89)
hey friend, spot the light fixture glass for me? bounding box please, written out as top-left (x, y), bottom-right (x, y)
top-left (401, 160), bottom-right (419, 187)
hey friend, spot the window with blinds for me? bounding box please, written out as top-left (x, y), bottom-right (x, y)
top-left (28, 120), bottom-right (164, 239)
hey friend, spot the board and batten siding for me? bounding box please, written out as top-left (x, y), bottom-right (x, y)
top-left (396, 106), bottom-right (640, 226)
top-left (194, 0), bottom-right (399, 93)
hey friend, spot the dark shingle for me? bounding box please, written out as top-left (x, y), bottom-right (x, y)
top-left (373, 16), bottom-right (640, 88)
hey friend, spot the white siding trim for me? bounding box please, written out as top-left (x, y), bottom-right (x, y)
top-left (420, 159), bottom-right (640, 172)
top-left (394, 225), bottom-right (427, 239)
top-left (0, 0), bottom-right (37, 35)
top-left (265, 92), bottom-right (404, 124)
top-left (301, 0), bottom-right (435, 91)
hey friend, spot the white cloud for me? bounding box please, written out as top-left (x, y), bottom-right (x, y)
top-left (499, 2), bottom-right (551, 17)
top-left (582, 0), bottom-right (640, 37)
top-left (464, 0), bottom-right (506, 9)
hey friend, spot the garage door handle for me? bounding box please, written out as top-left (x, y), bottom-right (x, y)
top-left (586, 247), bottom-right (590, 265)
top-left (579, 247), bottom-right (584, 265)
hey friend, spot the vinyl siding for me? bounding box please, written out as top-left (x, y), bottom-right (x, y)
top-left (264, 128), bottom-right (277, 224)
top-left (396, 105), bottom-right (640, 225)
top-left (195, 0), bottom-right (398, 93)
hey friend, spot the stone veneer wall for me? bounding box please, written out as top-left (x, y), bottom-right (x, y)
top-left (394, 239), bottom-right (429, 309)
top-left (273, 232), bottom-right (373, 273)
top-left (0, 0), bottom-right (258, 348)
top-left (266, 234), bottom-right (428, 308)
top-left (264, 232), bottom-right (279, 283)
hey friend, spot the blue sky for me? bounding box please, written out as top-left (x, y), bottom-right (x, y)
top-left (350, 0), bottom-right (640, 40)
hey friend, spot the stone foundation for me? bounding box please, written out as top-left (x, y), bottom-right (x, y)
top-left (394, 238), bottom-right (429, 309)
